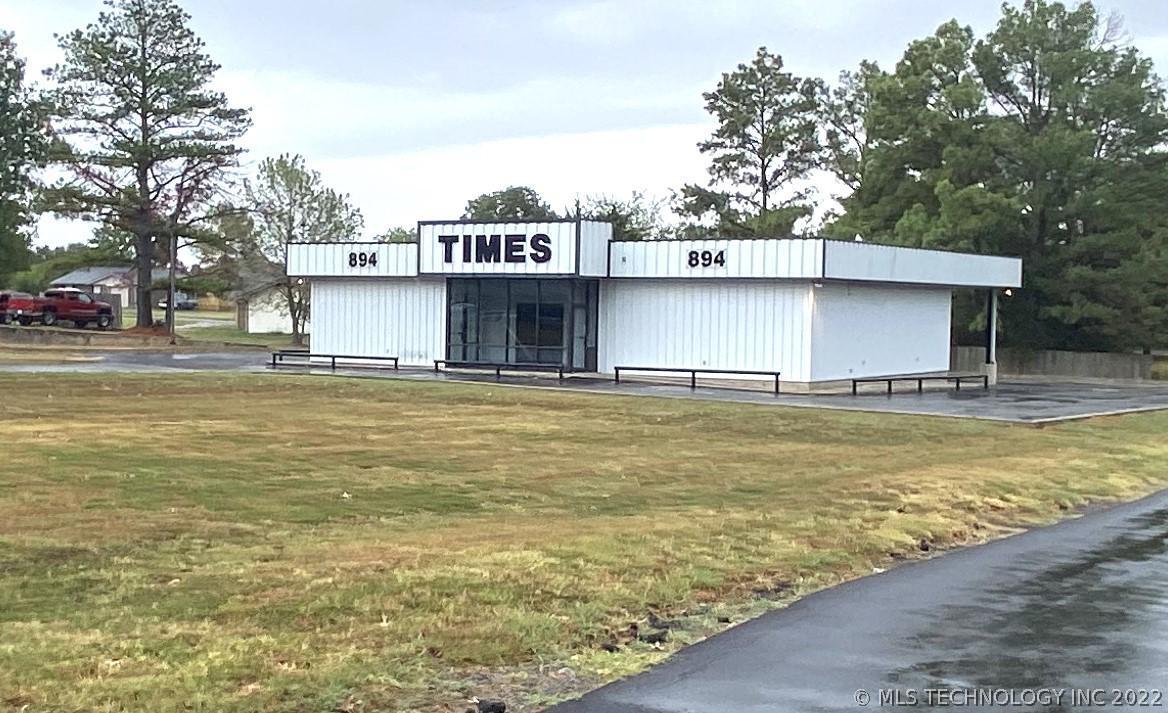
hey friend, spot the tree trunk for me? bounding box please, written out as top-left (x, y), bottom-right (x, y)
top-left (288, 284), bottom-right (304, 347)
top-left (135, 231), bottom-right (153, 327)
top-left (291, 313), bottom-right (304, 347)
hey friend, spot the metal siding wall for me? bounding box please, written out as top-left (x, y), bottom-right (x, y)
top-left (824, 241), bottom-right (1022, 288)
top-left (287, 243), bottom-right (416, 277)
top-left (577, 221), bottom-right (611, 277)
top-left (310, 278), bottom-right (445, 365)
top-left (418, 222), bottom-right (577, 275)
top-left (597, 280), bottom-right (812, 381)
top-left (809, 283), bottom-right (952, 380)
top-left (608, 239), bottom-right (823, 279)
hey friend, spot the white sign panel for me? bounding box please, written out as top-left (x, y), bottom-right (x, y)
top-left (286, 242), bottom-right (416, 277)
top-left (609, 238), bottom-right (823, 279)
top-left (418, 222), bottom-right (578, 275)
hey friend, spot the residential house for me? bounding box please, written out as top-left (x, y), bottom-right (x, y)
top-left (50, 266), bottom-right (182, 308)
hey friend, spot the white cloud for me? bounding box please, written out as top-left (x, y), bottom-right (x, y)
top-left (216, 67), bottom-right (704, 160)
top-left (314, 123), bottom-right (711, 234)
top-left (545, 0), bottom-right (868, 47)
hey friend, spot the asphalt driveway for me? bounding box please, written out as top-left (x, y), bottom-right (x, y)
top-left (550, 490), bottom-right (1168, 713)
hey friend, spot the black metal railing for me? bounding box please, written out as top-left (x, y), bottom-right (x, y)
top-left (613, 365), bottom-right (782, 394)
top-left (851, 373), bottom-right (989, 395)
top-left (433, 359), bottom-right (565, 380)
top-left (270, 351), bottom-right (399, 371)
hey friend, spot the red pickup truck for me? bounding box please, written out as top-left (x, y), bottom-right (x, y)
top-left (0, 288), bottom-right (115, 329)
top-left (0, 291), bottom-right (39, 325)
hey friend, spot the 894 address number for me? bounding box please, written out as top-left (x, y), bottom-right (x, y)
top-left (348, 251), bottom-right (378, 268)
top-left (687, 250), bottom-right (726, 268)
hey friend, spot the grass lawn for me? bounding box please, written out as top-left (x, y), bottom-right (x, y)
top-left (114, 308), bottom-right (297, 348)
top-left (175, 324), bottom-right (300, 349)
top-left (119, 309), bottom-right (235, 329)
top-left (2, 373), bottom-right (1168, 712)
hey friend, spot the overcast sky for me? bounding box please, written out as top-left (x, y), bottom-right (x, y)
top-left (7, 0), bottom-right (1168, 248)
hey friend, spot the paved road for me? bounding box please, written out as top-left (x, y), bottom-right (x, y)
top-left (551, 491), bottom-right (1168, 713)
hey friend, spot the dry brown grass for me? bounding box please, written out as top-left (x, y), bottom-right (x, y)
top-left (1, 373), bottom-right (1167, 712)
top-left (0, 347), bottom-right (99, 363)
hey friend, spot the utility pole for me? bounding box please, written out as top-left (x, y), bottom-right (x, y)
top-left (167, 230), bottom-right (177, 345)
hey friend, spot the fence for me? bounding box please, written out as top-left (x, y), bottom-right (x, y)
top-left (952, 346), bottom-right (1154, 380)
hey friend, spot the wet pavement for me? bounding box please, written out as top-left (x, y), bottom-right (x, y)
top-left (550, 490), bottom-right (1168, 713)
top-left (0, 349), bottom-right (267, 373)
top-left (302, 368), bottom-right (1168, 424)
top-left (3, 350), bottom-right (1168, 423)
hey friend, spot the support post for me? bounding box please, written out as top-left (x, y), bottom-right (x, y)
top-left (167, 230), bottom-right (177, 346)
top-left (984, 290), bottom-right (999, 386)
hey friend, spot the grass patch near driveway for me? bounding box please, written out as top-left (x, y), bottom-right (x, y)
top-left (2, 373), bottom-right (1168, 711)
top-left (174, 323), bottom-right (298, 348)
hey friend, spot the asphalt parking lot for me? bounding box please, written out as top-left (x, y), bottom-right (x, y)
top-left (319, 367), bottom-right (1168, 424)
top-left (3, 350), bottom-right (1168, 423)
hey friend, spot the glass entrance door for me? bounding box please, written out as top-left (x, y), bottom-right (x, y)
top-left (446, 278), bottom-right (596, 370)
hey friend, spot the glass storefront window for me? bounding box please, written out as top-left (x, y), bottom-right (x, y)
top-left (446, 278), bottom-right (596, 370)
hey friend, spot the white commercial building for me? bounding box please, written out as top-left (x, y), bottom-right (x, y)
top-left (287, 221), bottom-right (1022, 387)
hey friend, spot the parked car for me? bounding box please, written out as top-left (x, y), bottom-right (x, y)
top-left (157, 297), bottom-right (199, 310)
top-left (1, 291), bottom-right (43, 325)
top-left (38, 288), bottom-right (115, 329)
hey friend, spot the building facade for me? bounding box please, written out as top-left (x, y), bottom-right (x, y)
top-left (287, 221), bottom-right (1022, 385)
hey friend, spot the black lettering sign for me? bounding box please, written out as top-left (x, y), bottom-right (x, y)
top-left (474, 234), bottom-right (500, 263)
top-left (687, 249), bottom-right (726, 268)
top-left (438, 235), bottom-right (459, 263)
top-left (348, 251), bottom-right (379, 268)
top-left (530, 233), bottom-right (552, 263)
top-left (438, 232), bottom-right (555, 264)
top-left (504, 234), bottom-right (526, 263)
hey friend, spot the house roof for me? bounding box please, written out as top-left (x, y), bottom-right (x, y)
top-left (51, 266), bottom-right (185, 286)
top-left (50, 266), bottom-right (130, 285)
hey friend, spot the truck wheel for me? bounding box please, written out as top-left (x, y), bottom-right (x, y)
top-left (0, 314), bottom-right (9, 325)
top-left (96, 314), bottom-right (112, 330)
top-left (41, 311), bottom-right (57, 327)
